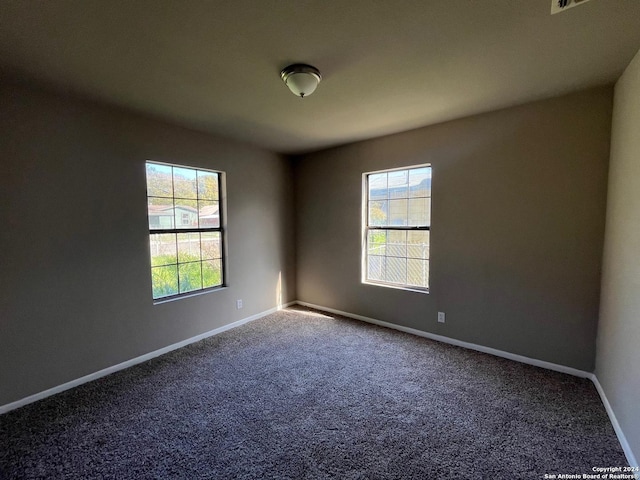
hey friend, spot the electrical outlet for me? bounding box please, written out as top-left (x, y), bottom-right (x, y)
top-left (437, 312), bottom-right (445, 323)
top-left (236, 299), bottom-right (243, 309)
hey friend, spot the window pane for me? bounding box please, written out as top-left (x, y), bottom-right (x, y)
top-left (146, 162), bottom-right (225, 299)
top-left (364, 165), bottom-right (430, 291)
top-left (151, 265), bottom-right (178, 299)
top-left (173, 167), bottom-right (197, 199)
top-left (146, 163), bottom-right (173, 197)
top-left (389, 199), bottom-right (408, 226)
top-left (409, 167), bottom-right (431, 198)
top-left (177, 233), bottom-right (201, 262)
top-left (150, 233), bottom-right (177, 266)
top-left (388, 170), bottom-right (409, 198)
top-left (178, 262), bottom-right (202, 293)
top-left (386, 257), bottom-right (407, 284)
top-left (368, 200), bottom-right (388, 226)
top-left (174, 199), bottom-right (198, 229)
top-left (368, 173), bottom-right (388, 200)
top-left (201, 232), bottom-right (221, 260)
top-left (148, 197), bottom-right (174, 230)
top-left (197, 171), bottom-right (218, 200)
top-left (202, 259), bottom-right (222, 288)
top-left (407, 231), bottom-right (429, 259)
top-left (408, 197), bottom-right (430, 226)
top-left (367, 255), bottom-right (385, 282)
top-left (368, 230), bottom-right (386, 256)
top-left (198, 200), bottom-right (219, 228)
top-left (387, 230), bottom-right (407, 257)
top-left (407, 259), bottom-right (429, 288)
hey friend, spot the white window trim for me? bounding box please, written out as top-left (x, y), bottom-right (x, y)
top-left (146, 161), bottom-right (228, 302)
top-left (361, 163), bottom-right (431, 293)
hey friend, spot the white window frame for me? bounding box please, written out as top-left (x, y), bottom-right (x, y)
top-left (362, 164), bottom-right (431, 293)
top-left (145, 161), bottom-right (226, 302)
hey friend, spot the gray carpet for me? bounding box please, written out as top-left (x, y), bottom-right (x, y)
top-left (0, 306), bottom-right (627, 479)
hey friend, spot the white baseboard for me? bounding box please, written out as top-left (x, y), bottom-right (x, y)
top-left (591, 376), bottom-right (638, 468)
top-left (0, 301), bottom-right (295, 415)
top-left (3, 299), bottom-right (636, 468)
top-left (296, 301), bottom-right (592, 378)
top-left (296, 301), bottom-right (638, 467)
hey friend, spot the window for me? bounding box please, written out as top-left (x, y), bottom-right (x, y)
top-left (363, 165), bottom-right (431, 291)
top-left (145, 162), bottom-right (225, 300)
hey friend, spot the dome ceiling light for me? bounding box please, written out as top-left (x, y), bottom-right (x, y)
top-left (280, 64), bottom-right (322, 98)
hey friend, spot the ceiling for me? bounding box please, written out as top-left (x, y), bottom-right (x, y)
top-left (1, 0), bottom-right (639, 154)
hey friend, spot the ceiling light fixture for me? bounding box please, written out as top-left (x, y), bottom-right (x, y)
top-left (280, 64), bottom-right (322, 98)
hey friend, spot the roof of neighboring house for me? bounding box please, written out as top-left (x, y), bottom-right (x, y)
top-left (198, 205), bottom-right (219, 218)
top-left (148, 204), bottom-right (218, 216)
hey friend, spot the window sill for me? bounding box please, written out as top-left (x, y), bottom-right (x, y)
top-left (362, 281), bottom-right (429, 294)
top-left (152, 285), bottom-right (228, 305)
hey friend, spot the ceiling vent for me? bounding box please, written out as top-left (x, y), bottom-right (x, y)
top-left (551, 0), bottom-right (592, 15)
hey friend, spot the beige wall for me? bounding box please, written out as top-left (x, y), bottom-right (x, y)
top-left (0, 78), bottom-right (624, 411)
top-left (596, 48), bottom-right (640, 464)
top-left (295, 87), bottom-right (613, 371)
top-left (0, 82), bottom-right (296, 406)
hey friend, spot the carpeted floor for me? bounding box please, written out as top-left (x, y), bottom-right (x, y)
top-left (0, 306), bottom-right (627, 479)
